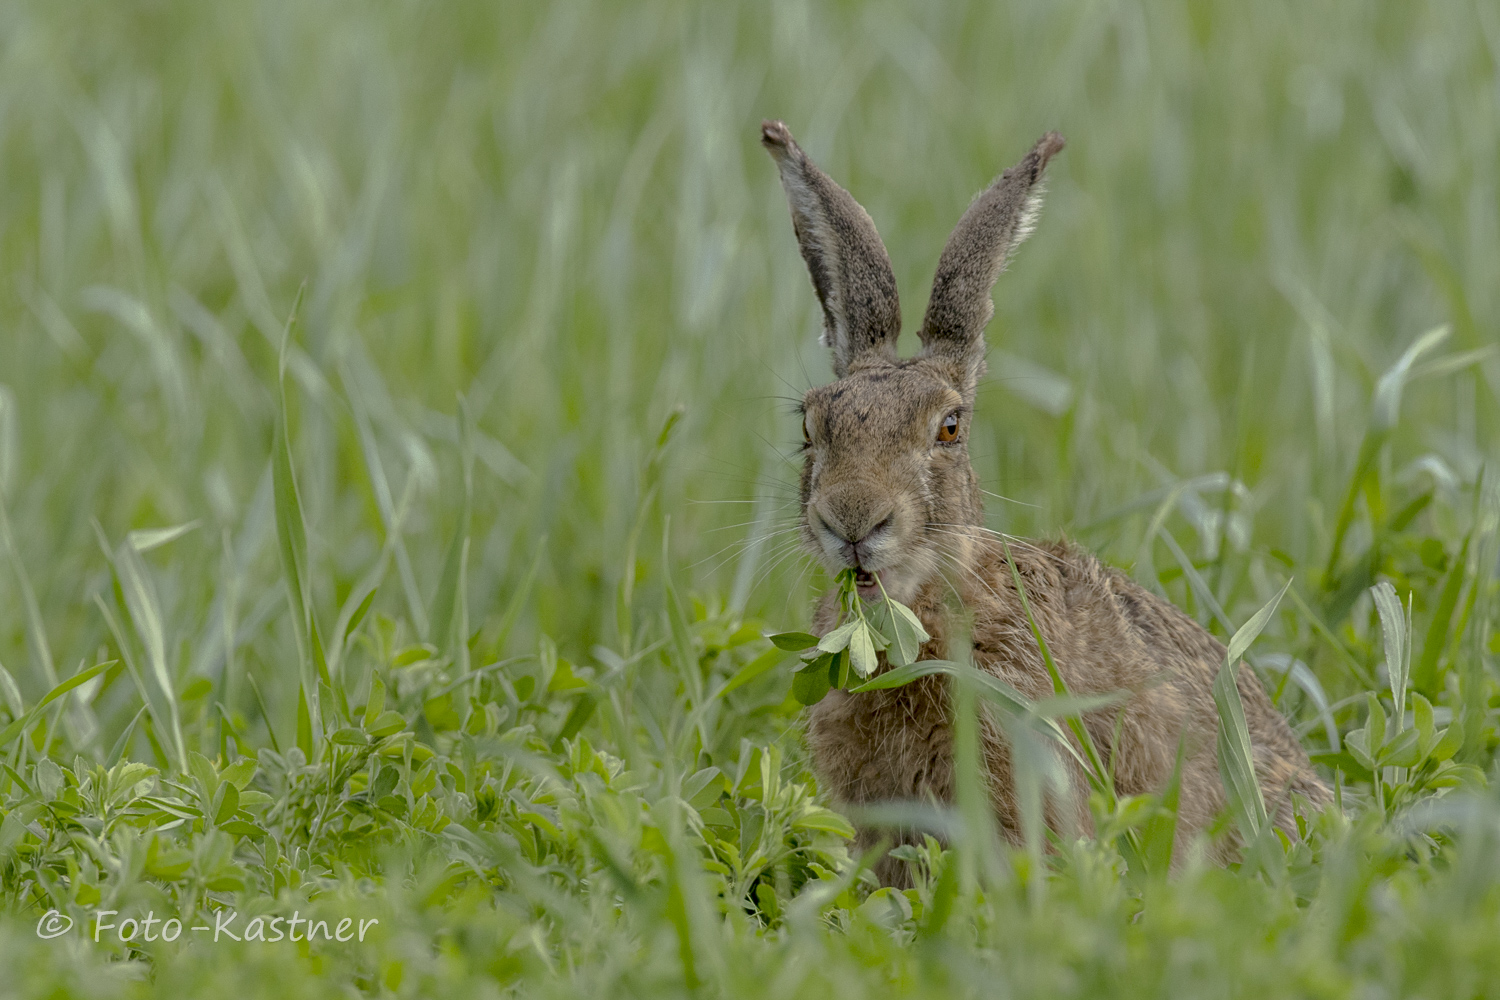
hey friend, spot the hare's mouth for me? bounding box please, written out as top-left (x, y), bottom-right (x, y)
top-left (853, 567), bottom-right (882, 598)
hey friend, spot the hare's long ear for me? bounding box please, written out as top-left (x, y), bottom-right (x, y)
top-left (761, 120), bottom-right (900, 376)
top-left (919, 131), bottom-right (1064, 389)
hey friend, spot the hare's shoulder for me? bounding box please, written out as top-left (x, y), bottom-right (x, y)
top-left (969, 537), bottom-right (1225, 690)
top-left (1007, 541), bottom-right (1323, 781)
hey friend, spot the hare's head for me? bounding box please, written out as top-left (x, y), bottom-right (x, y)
top-left (762, 121), bottom-right (1063, 604)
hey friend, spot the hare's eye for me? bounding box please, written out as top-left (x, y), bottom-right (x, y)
top-left (937, 412), bottom-right (960, 443)
top-left (802, 416), bottom-right (811, 444)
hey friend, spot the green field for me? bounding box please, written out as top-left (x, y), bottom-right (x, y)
top-left (2, 0), bottom-right (1499, 995)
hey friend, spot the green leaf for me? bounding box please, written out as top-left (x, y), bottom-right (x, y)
top-left (1371, 581), bottom-right (1410, 727)
top-left (188, 749), bottom-right (219, 801)
top-left (547, 658), bottom-right (589, 693)
top-left (1413, 534), bottom-right (1469, 696)
top-left (220, 819), bottom-right (265, 839)
top-left (34, 758), bottom-right (64, 799)
top-left (213, 782), bottom-right (240, 824)
top-left (849, 659), bottom-right (960, 692)
top-left (1343, 729), bottom-right (1375, 772)
top-left (817, 620), bottom-right (858, 655)
top-left (368, 710), bottom-right (408, 738)
top-left (1212, 580), bottom-right (1290, 841)
top-left (831, 648), bottom-right (850, 689)
top-left (345, 586), bottom-right (378, 642)
top-left (221, 758), bottom-right (258, 791)
top-left (792, 807), bottom-right (856, 838)
top-left (271, 291), bottom-right (321, 754)
top-left (296, 686), bottom-right (313, 759)
top-left (1429, 724), bottom-right (1462, 763)
top-left (1376, 727), bottom-right (1421, 768)
top-left (848, 622), bottom-right (878, 678)
top-left (792, 659), bottom-right (832, 706)
top-left (1141, 736), bottom-right (1186, 878)
top-left (1427, 763), bottom-right (1485, 789)
top-left (714, 646), bottom-right (784, 699)
top-left (1371, 324), bottom-right (1451, 432)
top-left (1003, 540), bottom-right (1112, 793)
top-left (878, 598), bottom-right (929, 668)
top-left (1364, 692), bottom-right (1386, 754)
top-left (556, 694), bottom-right (598, 744)
top-left (0, 660), bottom-right (26, 719)
top-left (1325, 325), bottom-right (1450, 585)
top-left (682, 767), bottom-right (727, 811)
top-left (392, 644), bottom-right (437, 668)
top-left (127, 521), bottom-right (200, 553)
top-left (1412, 693), bottom-right (1437, 759)
top-left (429, 508), bottom-right (469, 653)
top-left (768, 632), bottom-right (819, 651)
top-left (0, 659), bottom-right (115, 749)
top-left (364, 675), bottom-right (386, 729)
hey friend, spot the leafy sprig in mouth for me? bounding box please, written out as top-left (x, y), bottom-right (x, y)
top-left (768, 567), bottom-right (931, 706)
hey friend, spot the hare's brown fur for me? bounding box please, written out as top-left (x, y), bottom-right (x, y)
top-left (761, 121), bottom-right (1330, 884)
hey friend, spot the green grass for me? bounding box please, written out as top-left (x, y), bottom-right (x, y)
top-left (2, 0), bottom-right (1499, 995)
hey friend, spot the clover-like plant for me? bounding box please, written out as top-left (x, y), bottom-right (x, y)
top-left (768, 568), bottom-right (931, 706)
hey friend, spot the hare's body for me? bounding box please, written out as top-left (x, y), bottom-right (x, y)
top-left (808, 537), bottom-right (1329, 881)
top-left (760, 120), bottom-right (1329, 882)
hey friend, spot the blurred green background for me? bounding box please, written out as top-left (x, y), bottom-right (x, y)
top-left (0, 0), bottom-right (1495, 760)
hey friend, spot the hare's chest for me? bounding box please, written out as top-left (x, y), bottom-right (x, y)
top-left (805, 674), bottom-right (955, 806)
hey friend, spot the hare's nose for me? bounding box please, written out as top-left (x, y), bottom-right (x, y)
top-left (813, 501), bottom-right (895, 549)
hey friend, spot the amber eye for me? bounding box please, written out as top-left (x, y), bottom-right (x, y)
top-left (937, 412), bottom-right (960, 443)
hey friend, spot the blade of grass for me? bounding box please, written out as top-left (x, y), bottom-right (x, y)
top-left (1141, 734), bottom-right (1186, 878)
top-left (1002, 540), bottom-right (1112, 796)
top-left (339, 358), bottom-right (429, 637)
top-left (1324, 325), bottom-right (1450, 585)
top-left (1370, 581), bottom-right (1410, 728)
top-left (1412, 533), bottom-right (1470, 697)
top-left (1213, 579), bottom-right (1291, 842)
top-left (0, 494), bottom-right (59, 688)
top-left (271, 285), bottom-right (323, 755)
top-left (0, 659), bottom-right (115, 749)
top-left (106, 533), bottom-right (188, 773)
top-left (246, 672), bottom-right (281, 755)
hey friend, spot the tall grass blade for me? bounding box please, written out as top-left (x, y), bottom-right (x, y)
top-left (1002, 541), bottom-right (1111, 794)
top-left (0, 496), bottom-right (59, 688)
top-left (1412, 533), bottom-right (1470, 696)
top-left (0, 659), bottom-right (114, 749)
top-left (108, 534), bottom-right (188, 773)
top-left (0, 660), bottom-right (22, 721)
top-left (1325, 325), bottom-right (1450, 585)
top-left (1213, 579), bottom-right (1290, 842)
top-left (1141, 735), bottom-right (1186, 878)
top-left (271, 286), bottom-right (321, 753)
top-left (1370, 581), bottom-right (1410, 728)
top-left (340, 358), bottom-right (429, 637)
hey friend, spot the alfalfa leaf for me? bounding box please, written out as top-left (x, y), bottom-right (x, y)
top-left (849, 622), bottom-right (878, 678)
top-left (817, 620), bottom-right (859, 655)
top-left (768, 631), bottom-right (820, 652)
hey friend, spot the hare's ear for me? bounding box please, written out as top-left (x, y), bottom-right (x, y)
top-left (761, 120), bottom-right (900, 377)
top-left (919, 131), bottom-right (1064, 390)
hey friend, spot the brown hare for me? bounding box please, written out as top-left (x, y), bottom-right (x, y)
top-left (760, 120), bottom-right (1330, 884)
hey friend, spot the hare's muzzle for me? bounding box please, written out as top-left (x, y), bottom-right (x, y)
top-left (809, 498), bottom-right (898, 583)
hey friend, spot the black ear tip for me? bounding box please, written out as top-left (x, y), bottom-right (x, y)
top-left (1036, 131), bottom-right (1066, 168)
top-left (761, 119), bottom-right (796, 156)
